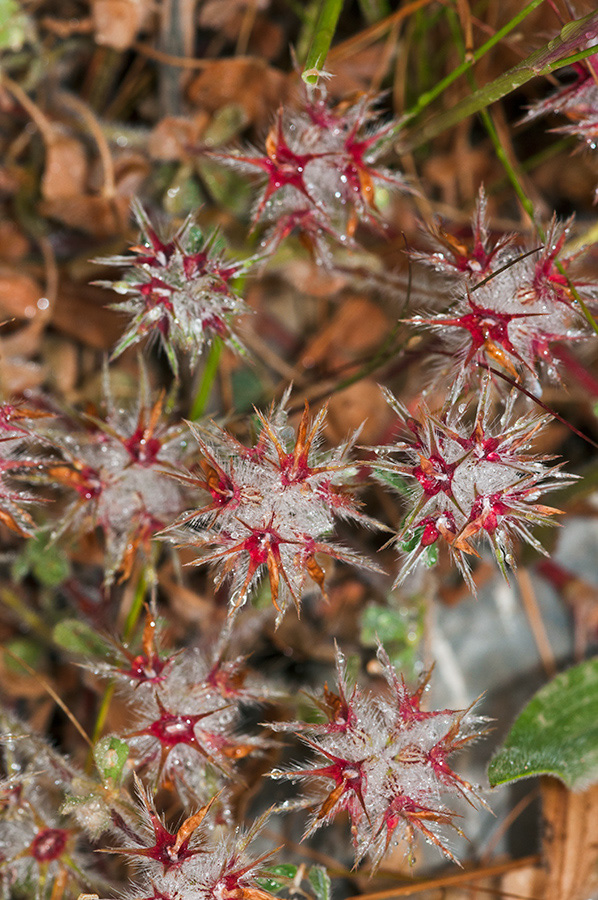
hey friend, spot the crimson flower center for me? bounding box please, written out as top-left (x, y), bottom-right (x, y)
top-left (149, 714), bottom-right (198, 746)
top-left (31, 828), bottom-right (68, 862)
top-left (123, 428), bottom-right (162, 464)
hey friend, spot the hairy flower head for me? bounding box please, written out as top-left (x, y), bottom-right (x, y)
top-left (95, 201), bottom-right (251, 376)
top-left (373, 379), bottom-right (574, 591)
top-left (45, 367), bottom-right (192, 585)
top-left (271, 644), bottom-right (485, 868)
top-left (165, 394), bottom-right (381, 623)
top-left (524, 55), bottom-right (598, 158)
top-left (211, 87), bottom-right (410, 261)
top-left (408, 212), bottom-right (598, 398)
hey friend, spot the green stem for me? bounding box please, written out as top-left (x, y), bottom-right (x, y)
top-left (302, 0), bottom-right (344, 84)
top-left (123, 567), bottom-right (150, 642)
top-left (189, 338), bottom-right (223, 420)
top-left (480, 108), bottom-right (536, 220)
top-left (284, 0), bottom-right (311, 23)
top-left (492, 136), bottom-right (574, 189)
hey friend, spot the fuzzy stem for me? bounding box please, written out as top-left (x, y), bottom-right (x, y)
top-left (189, 337), bottom-right (223, 420)
top-left (302, 0), bottom-right (344, 84)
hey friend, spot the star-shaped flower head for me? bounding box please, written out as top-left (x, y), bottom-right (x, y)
top-left (410, 186), bottom-right (517, 282)
top-left (0, 715), bottom-right (98, 899)
top-left (123, 641), bottom-right (267, 803)
top-left (120, 809), bottom-right (276, 900)
top-left (211, 87), bottom-right (410, 262)
top-left (95, 201), bottom-right (252, 376)
top-left (271, 643), bottom-right (486, 869)
top-left (45, 366), bottom-right (193, 585)
top-left (372, 379), bottom-right (575, 592)
top-left (104, 775), bottom-right (215, 877)
top-left (408, 214), bottom-right (598, 399)
top-left (165, 394), bottom-right (381, 624)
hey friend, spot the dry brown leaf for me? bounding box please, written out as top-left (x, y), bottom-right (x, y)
top-left (0, 356), bottom-right (45, 394)
top-left (186, 58), bottom-right (289, 128)
top-left (326, 45), bottom-right (398, 96)
top-left (91, 0), bottom-right (145, 51)
top-left (0, 265), bottom-right (43, 319)
top-left (324, 379), bottom-right (396, 445)
top-left (199, 3), bottom-right (283, 60)
top-left (41, 193), bottom-right (129, 237)
top-left (0, 653), bottom-right (51, 700)
top-left (148, 112), bottom-right (210, 161)
top-left (241, 15), bottom-right (283, 59)
top-left (282, 259), bottom-right (347, 298)
top-left (42, 335), bottom-right (79, 396)
top-left (312, 300), bottom-right (389, 367)
top-left (301, 296), bottom-right (390, 372)
top-left (199, 0), bottom-right (270, 30)
top-left (0, 166), bottom-right (22, 195)
top-left (538, 777), bottom-right (598, 900)
top-left (0, 221), bottom-right (30, 263)
top-left (423, 145), bottom-right (493, 208)
top-left (1, 321), bottom-right (45, 361)
top-left (159, 565), bottom-right (220, 628)
top-left (52, 280), bottom-right (123, 349)
top-left (42, 132), bottom-right (88, 202)
top-left (41, 153), bottom-right (149, 237)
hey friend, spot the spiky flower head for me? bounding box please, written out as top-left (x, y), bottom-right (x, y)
top-left (104, 775), bottom-right (215, 877)
top-left (271, 644), bottom-right (485, 868)
top-left (212, 87), bottom-right (409, 261)
top-left (372, 379), bottom-right (574, 592)
top-left (0, 715), bottom-right (98, 899)
top-left (410, 186), bottom-right (517, 282)
top-left (95, 608), bottom-right (269, 701)
top-left (408, 213), bottom-right (598, 398)
top-left (95, 201), bottom-right (251, 376)
top-left (117, 806), bottom-right (276, 900)
top-left (123, 642), bottom-right (266, 803)
top-left (166, 395), bottom-right (380, 624)
top-left (45, 367), bottom-right (192, 585)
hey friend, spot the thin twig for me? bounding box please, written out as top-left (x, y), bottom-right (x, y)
top-left (56, 91), bottom-right (116, 197)
top-left (344, 855), bottom-right (541, 899)
top-left (3, 648), bottom-right (93, 747)
top-left (132, 41), bottom-right (210, 68)
top-left (516, 568), bottom-right (557, 679)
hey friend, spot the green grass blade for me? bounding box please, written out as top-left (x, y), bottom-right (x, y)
top-left (404, 11), bottom-right (598, 150)
top-left (302, 0), bottom-right (344, 84)
top-left (401, 0), bottom-right (546, 126)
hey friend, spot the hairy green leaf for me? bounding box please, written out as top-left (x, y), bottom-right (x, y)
top-left (488, 659), bottom-right (598, 791)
